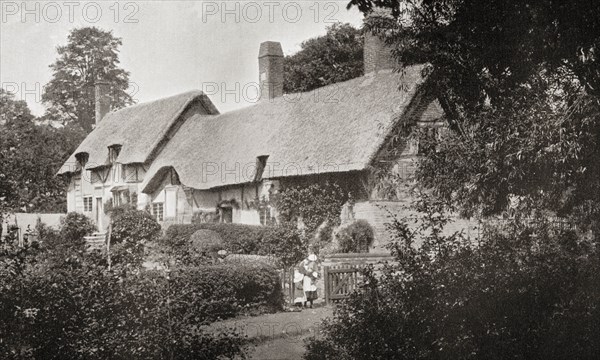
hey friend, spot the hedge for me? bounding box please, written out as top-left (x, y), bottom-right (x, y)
top-left (0, 259), bottom-right (282, 358)
top-left (163, 223), bottom-right (305, 267)
top-left (165, 223), bottom-right (266, 254)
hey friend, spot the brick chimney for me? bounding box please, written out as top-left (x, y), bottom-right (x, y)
top-left (364, 9), bottom-right (396, 74)
top-left (95, 82), bottom-right (111, 124)
top-left (258, 41), bottom-right (284, 100)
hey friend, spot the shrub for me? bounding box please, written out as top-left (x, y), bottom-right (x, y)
top-left (274, 181), bottom-right (347, 237)
top-left (108, 207), bottom-right (161, 269)
top-left (35, 220), bottom-right (60, 245)
top-left (169, 263), bottom-right (284, 320)
top-left (190, 229), bottom-right (224, 255)
top-left (110, 207), bottom-right (161, 246)
top-left (304, 206), bottom-right (600, 360)
top-left (0, 262), bottom-right (250, 359)
top-left (191, 210), bottom-right (219, 224)
top-left (261, 225), bottom-right (306, 268)
top-left (164, 223), bottom-right (306, 267)
top-left (0, 249), bottom-right (284, 359)
top-left (165, 223), bottom-right (265, 254)
top-left (335, 220), bottom-right (374, 253)
top-left (59, 212), bottom-right (95, 248)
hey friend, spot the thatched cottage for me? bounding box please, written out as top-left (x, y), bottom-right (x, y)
top-left (59, 29), bottom-right (445, 247)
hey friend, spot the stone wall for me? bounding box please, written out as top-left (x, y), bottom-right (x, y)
top-left (349, 200), bottom-right (479, 251)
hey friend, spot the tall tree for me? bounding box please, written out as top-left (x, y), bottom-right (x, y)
top-left (0, 89), bottom-right (85, 215)
top-left (348, 0), bottom-right (600, 235)
top-left (284, 23), bottom-right (364, 93)
top-left (42, 27), bottom-right (133, 132)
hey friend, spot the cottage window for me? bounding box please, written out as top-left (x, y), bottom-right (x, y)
top-left (83, 197), bottom-right (93, 212)
top-left (254, 155), bottom-right (269, 182)
top-left (75, 152), bottom-right (89, 168)
top-left (259, 205), bottom-right (273, 225)
top-left (152, 203), bottom-right (164, 222)
top-left (417, 127), bottom-right (438, 155)
top-left (108, 145), bottom-right (121, 163)
top-left (170, 169), bottom-right (181, 185)
top-left (220, 207), bottom-right (233, 223)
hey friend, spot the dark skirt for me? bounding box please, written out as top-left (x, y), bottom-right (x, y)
top-left (305, 290), bottom-right (318, 301)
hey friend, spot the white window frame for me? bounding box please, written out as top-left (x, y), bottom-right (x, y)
top-left (152, 202), bottom-right (164, 222)
top-left (83, 196), bottom-right (93, 212)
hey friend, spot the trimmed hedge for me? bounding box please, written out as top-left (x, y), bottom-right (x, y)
top-left (165, 223), bottom-right (265, 254)
top-left (169, 263), bottom-right (284, 320)
top-left (164, 223), bottom-right (306, 267)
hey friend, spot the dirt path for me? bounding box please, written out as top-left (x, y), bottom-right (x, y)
top-left (204, 305), bottom-right (332, 359)
top-left (246, 332), bottom-right (314, 360)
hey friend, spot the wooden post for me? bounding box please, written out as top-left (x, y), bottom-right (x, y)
top-left (289, 267), bottom-right (294, 305)
top-left (106, 224), bottom-right (112, 271)
top-left (323, 266), bottom-right (330, 305)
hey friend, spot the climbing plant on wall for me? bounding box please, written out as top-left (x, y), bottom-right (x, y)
top-left (273, 182), bottom-right (347, 237)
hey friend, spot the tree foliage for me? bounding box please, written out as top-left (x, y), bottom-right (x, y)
top-left (42, 27), bottom-right (133, 131)
top-left (0, 218), bottom-right (289, 359)
top-left (305, 198), bottom-right (600, 360)
top-left (284, 23), bottom-right (364, 93)
top-left (0, 89), bottom-right (86, 216)
top-left (274, 182), bottom-right (347, 238)
top-left (347, 0), bottom-right (600, 236)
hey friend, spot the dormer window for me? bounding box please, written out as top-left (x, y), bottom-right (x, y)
top-left (75, 152), bottom-right (89, 168)
top-left (254, 155), bottom-right (269, 182)
top-left (108, 145), bottom-right (122, 164)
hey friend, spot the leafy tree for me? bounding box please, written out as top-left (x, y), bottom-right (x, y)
top-left (0, 88), bottom-right (34, 125)
top-left (347, 1), bottom-right (600, 237)
top-left (0, 89), bottom-right (85, 215)
top-left (42, 27), bottom-right (133, 131)
top-left (305, 197), bottom-right (600, 360)
top-left (284, 23), bottom-right (364, 93)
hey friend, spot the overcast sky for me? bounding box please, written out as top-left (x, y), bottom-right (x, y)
top-left (1, 1), bottom-right (364, 116)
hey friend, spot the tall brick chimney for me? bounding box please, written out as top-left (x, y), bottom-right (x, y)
top-left (95, 82), bottom-right (111, 124)
top-left (363, 9), bottom-right (396, 74)
top-left (258, 41), bottom-right (284, 100)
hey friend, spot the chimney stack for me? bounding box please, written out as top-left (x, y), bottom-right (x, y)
top-left (258, 41), bottom-right (284, 100)
top-left (364, 9), bottom-right (396, 74)
top-left (95, 82), bottom-right (111, 124)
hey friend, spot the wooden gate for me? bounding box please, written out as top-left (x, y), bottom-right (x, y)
top-left (323, 265), bottom-right (362, 304)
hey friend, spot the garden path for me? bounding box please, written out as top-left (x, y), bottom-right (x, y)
top-left (204, 304), bottom-right (333, 359)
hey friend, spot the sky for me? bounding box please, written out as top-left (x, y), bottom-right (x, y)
top-left (0, 0), bottom-right (364, 116)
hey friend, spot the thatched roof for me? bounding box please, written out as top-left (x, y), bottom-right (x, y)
top-left (142, 67), bottom-right (443, 193)
top-left (58, 90), bottom-right (218, 175)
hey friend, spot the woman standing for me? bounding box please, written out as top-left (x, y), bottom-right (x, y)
top-left (302, 254), bottom-right (319, 308)
top-left (292, 268), bottom-right (306, 307)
